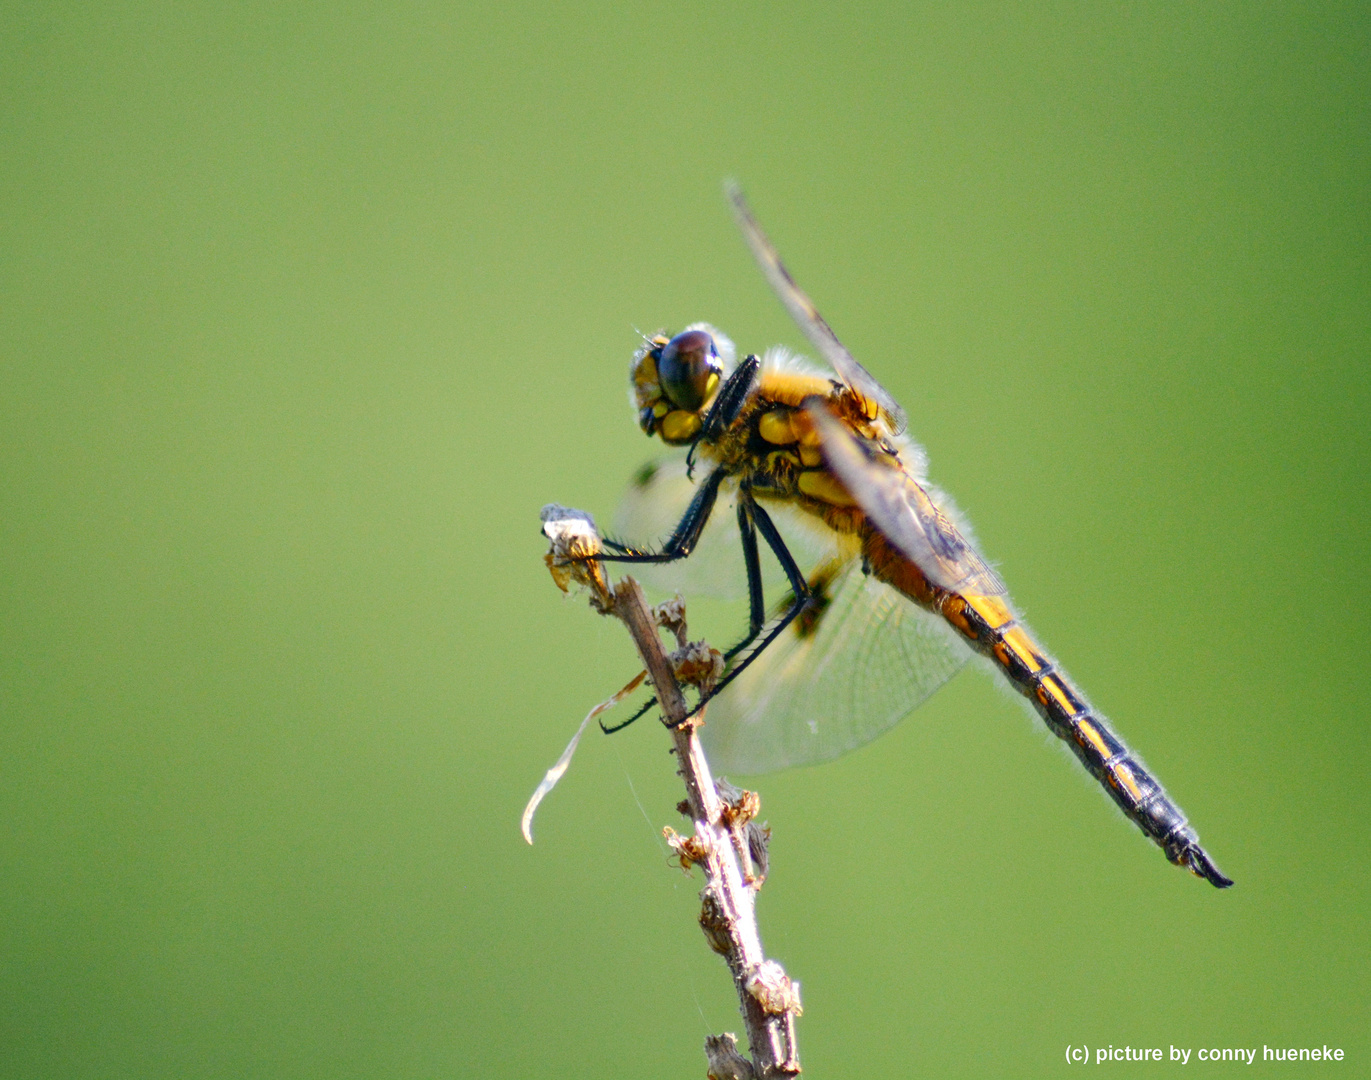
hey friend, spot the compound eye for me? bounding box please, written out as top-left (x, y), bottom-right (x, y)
top-left (657, 329), bottom-right (721, 413)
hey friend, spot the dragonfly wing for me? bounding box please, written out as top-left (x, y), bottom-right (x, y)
top-left (727, 183), bottom-right (907, 435)
top-left (807, 404), bottom-right (1008, 597)
top-left (700, 561), bottom-right (970, 774)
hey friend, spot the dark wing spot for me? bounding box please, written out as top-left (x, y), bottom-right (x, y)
top-left (790, 562), bottom-right (841, 639)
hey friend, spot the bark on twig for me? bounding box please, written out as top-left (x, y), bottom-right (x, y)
top-left (540, 506), bottom-right (802, 1078)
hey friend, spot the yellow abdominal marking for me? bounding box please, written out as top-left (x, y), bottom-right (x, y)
top-left (1035, 674), bottom-right (1078, 714)
top-left (965, 594), bottom-right (1014, 630)
top-left (997, 625), bottom-right (1046, 671)
top-left (1076, 718), bottom-right (1112, 760)
top-left (1112, 761), bottom-right (1143, 802)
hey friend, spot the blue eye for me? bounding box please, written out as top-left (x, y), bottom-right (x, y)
top-left (657, 329), bottom-right (721, 412)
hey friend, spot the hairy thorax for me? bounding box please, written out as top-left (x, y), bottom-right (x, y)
top-left (699, 370), bottom-right (899, 540)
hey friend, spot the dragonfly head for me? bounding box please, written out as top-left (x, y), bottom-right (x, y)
top-left (630, 327), bottom-right (723, 445)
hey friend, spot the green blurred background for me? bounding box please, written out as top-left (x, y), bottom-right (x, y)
top-left (3, 3), bottom-right (1367, 1076)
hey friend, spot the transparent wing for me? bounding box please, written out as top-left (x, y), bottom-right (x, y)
top-left (700, 561), bottom-right (970, 774)
top-left (808, 404), bottom-right (1008, 597)
top-left (727, 183), bottom-right (908, 435)
top-left (612, 457), bottom-right (834, 599)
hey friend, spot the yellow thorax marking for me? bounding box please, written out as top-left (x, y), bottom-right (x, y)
top-left (758, 409), bottom-right (798, 445)
top-left (757, 371), bottom-right (834, 407)
top-left (797, 470), bottom-right (857, 508)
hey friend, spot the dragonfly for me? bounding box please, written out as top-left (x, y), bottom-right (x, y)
top-left (598, 185), bottom-right (1231, 888)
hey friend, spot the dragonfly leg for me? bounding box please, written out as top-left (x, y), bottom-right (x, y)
top-left (722, 496), bottom-right (767, 661)
top-left (704, 355), bottom-right (760, 437)
top-left (750, 497), bottom-right (810, 599)
top-left (600, 695), bottom-right (656, 734)
top-left (596, 466), bottom-right (726, 565)
top-left (668, 496), bottom-right (812, 728)
top-left (688, 355), bottom-right (759, 475)
top-left (608, 493), bottom-right (809, 735)
top-left (602, 494), bottom-right (765, 735)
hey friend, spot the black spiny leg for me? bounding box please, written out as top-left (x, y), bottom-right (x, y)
top-left (698, 497), bottom-right (811, 701)
top-left (607, 493), bottom-right (815, 733)
top-left (687, 355), bottom-right (759, 476)
top-left (601, 487), bottom-right (771, 735)
top-left (599, 466), bottom-right (725, 565)
top-left (601, 483), bottom-right (768, 736)
top-left (663, 495), bottom-right (812, 729)
top-left (729, 495), bottom-right (767, 660)
top-left (599, 694), bottom-right (658, 734)
top-left (707, 355), bottom-right (760, 437)
top-left (597, 467), bottom-right (725, 735)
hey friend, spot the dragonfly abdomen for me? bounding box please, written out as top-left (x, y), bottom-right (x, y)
top-left (938, 590), bottom-right (1231, 887)
top-left (862, 528), bottom-right (1231, 888)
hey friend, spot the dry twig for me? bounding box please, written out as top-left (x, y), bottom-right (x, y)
top-left (539, 505), bottom-right (802, 1078)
